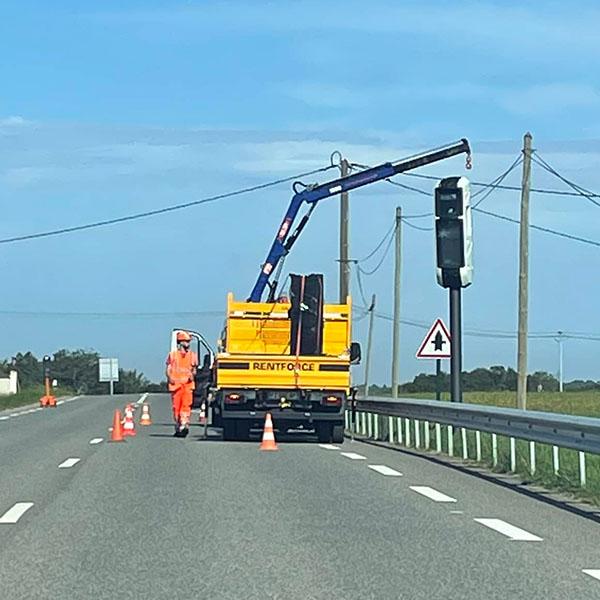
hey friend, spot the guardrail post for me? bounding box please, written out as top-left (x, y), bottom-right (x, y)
top-left (475, 430), bottom-right (482, 462)
top-left (361, 412), bottom-right (366, 436)
top-left (415, 419), bottom-right (421, 449)
top-left (388, 416), bottom-right (394, 443)
top-left (435, 423), bottom-right (442, 453)
top-left (552, 445), bottom-right (560, 475)
top-left (367, 413), bottom-right (373, 438)
top-left (397, 417), bottom-right (403, 445)
top-left (424, 420), bottom-right (430, 450)
top-left (529, 441), bottom-right (536, 475)
top-left (492, 433), bottom-right (498, 467)
top-left (345, 410), bottom-right (349, 431)
top-left (405, 419), bottom-right (411, 447)
top-left (510, 438), bottom-right (516, 472)
top-left (461, 428), bottom-right (468, 459)
top-left (374, 414), bottom-right (379, 440)
top-left (579, 452), bottom-right (586, 487)
top-left (448, 425), bottom-right (454, 457)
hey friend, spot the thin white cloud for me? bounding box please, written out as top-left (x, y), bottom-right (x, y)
top-left (90, 2), bottom-right (600, 59)
top-left (283, 80), bottom-right (600, 117)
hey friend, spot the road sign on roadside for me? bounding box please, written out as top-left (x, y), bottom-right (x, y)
top-left (99, 358), bottom-right (119, 394)
top-left (416, 319), bottom-right (451, 359)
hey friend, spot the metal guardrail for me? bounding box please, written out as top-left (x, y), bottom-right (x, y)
top-left (347, 396), bottom-right (600, 488)
top-left (354, 396), bottom-right (600, 454)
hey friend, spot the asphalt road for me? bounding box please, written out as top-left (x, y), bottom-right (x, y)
top-left (0, 393), bottom-right (599, 599)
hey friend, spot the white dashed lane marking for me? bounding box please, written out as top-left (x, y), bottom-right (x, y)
top-left (410, 486), bottom-right (457, 503)
top-left (583, 570), bottom-right (600, 582)
top-left (368, 465), bottom-right (403, 477)
top-left (58, 458), bottom-right (81, 469)
top-left (89, 438), bottom-right (104, 445)
top-left (319, 444), bottom-right (340, 450)
top-left (0, 502), bottom-right (34, 524)
top-left (137, 393), bottom-right (149, 405)
top-left (474, 518), bottom-right (543, 541)
top-left (56, 400), bottom-right (65, 406)
top-left (0, 416), bottom-right (9, 421)
top-left (340, 452), bottom-right (367, 460)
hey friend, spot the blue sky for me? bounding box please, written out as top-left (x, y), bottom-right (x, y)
top-left (1, 1), bottom-right (600, 384)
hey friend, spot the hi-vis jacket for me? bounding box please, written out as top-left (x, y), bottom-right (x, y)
top-left (166, 350), bottom-right (198, 391)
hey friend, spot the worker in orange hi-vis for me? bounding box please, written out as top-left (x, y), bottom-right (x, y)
top-left (166, 331), bottom-right (198, 437)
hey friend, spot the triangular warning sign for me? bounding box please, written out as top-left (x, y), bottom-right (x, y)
top-left (416, 318), bottom-right (451, 359)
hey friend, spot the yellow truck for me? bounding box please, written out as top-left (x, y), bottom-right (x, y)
top-left (212, 278), bottom-right (360, 443)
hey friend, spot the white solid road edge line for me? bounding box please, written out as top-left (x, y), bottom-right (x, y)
top-left (368, 465), bottom-right (403, 477)
top-left (58, 458), bottom-right (81, 469)
top-left (0, 502), bottom-right (34, 524)
top-left (319, 444), bottom-right (340, 450)
top-left (137, 392), bottom-right (149, 405)
top-left (474, 518), bottom-right (543, 541)
top-left (340, 452), bottom-right (367, 460)
top-left (410, 486), bottom-right (457, 503)
top-left (89, 438), bottom-right (104, 445)
top-left (583, 570), bottom-right (600, 582)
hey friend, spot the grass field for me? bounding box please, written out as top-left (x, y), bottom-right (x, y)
top-left (0, 386), bottom-right (74, 412)
top-left (366, 390), bottom-right (600, 505)
top-left (405, 390), bottom-right (600, 418)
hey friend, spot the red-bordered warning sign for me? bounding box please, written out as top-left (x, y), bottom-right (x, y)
top-left (416, 318), bottom-right (451, 359)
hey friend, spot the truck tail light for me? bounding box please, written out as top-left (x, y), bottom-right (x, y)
top-left (225, 393), bottom-right (244, 404)
top-left (322, 395), bottom-right (342, 406)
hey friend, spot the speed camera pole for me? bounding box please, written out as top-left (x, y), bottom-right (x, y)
top-left (449, 288), bottom-right (462, 402)
top-left (434, 176), bottom-right (473, 403)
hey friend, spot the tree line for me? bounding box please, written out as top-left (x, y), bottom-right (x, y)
top-left (367, 365), bottom-right (600, 395)
top-left (0, 349), bottom-right (166, 394)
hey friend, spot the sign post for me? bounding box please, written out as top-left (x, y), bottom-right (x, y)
top-left (416, 318), bottom-right (451, 401)
top-left (99, 358), bottom-right (119, 395)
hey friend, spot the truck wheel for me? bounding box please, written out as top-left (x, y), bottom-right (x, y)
top-left (332, 425), bottom-right (345, 444)
top-left (223, 421), bottom-right (237, 441)
top-left (316, 423), bottom-right (332, 443)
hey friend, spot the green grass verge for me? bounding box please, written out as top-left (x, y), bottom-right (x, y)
top-left (0, 385), bottom-right (75, 411)
top-left (403, 390), bottom-right (600, 418)
top-left (363, 412), bottom-right (600, 506)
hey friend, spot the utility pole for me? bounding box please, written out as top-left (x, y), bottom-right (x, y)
top-left (556, 331), bottom-right (564, 393)
top-left (339, 157), bottom-right (350, 304)
top-left (391, 207), bottom-right (402, 398)
top-left (363, 294), bottom-right (376, 397)
top-left (517, 132), bottom-right (532, 410)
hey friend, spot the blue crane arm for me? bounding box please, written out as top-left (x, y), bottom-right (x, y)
top-left (248, 138), bottom-right (471, 302)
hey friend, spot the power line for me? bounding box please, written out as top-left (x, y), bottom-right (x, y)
top-left (355, 306), bottom-right (600, 341)
top-left (473, 207), bottom-right (600, 248)
top-left (471, 155), bottom-right (522, 208)
top-left (402, 171), bottom-right (600, 199)
top-left (357, 231), bottom-right (395, 276)
top-left (531, 153), bottom-right (600, 208)
top-left (0, 310), bottom-right (224, 318)
top-left (0, 164), bottom-right (338, 245)
top-left (356, 221), bottom-right (395, 263)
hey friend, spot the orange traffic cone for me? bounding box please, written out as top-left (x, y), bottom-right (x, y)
top-left (122, 406), bottom-right (137, 437)
top-left (259, 413), bottom-right (279, 451)
top-left (139, 404), bottom-right (152, 426)
top-left (110, 410), bottom-right (125, 442)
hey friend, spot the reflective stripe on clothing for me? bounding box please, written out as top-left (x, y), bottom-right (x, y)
top-left (166, 350), bottom-right (198, 391)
